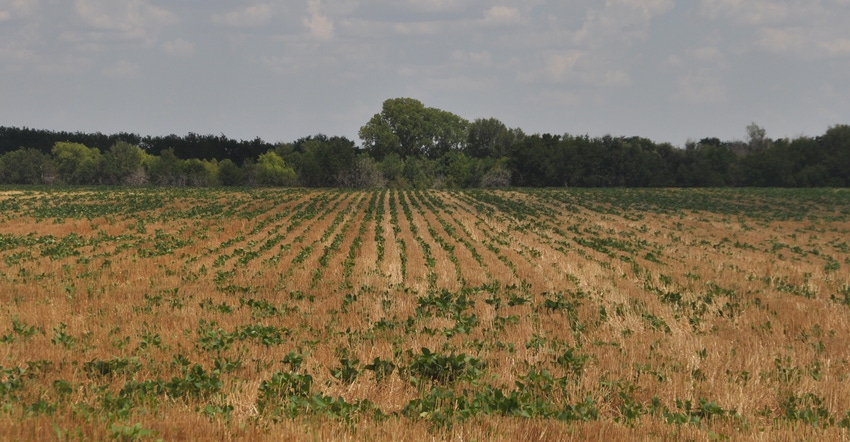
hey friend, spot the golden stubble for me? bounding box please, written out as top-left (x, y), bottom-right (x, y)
top-left (1, 188), bottom-right (849, 440)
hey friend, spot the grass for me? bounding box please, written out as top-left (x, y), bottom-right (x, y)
top-left (0, 187), bottom-right (849, 440)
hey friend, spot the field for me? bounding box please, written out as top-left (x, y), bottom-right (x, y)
top-left (1, 187), bottom-right (850, 440)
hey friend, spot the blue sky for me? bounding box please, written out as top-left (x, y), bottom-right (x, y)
top-left (1, 0), bottom-right (849, 147)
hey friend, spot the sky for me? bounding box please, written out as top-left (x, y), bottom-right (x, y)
top-left (1, 0), bottom-right (849, 148)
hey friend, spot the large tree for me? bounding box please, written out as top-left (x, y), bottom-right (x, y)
top-left (359, 98), bottom-right (468, 160)
top-left (0, 148), bottom-right (55, 184)
top-left (52, 142), bottom-right (103, 184)
top-left (465, 117), bottom-right (517, 159)
top-left (102, 141), bottom-right (146, 185)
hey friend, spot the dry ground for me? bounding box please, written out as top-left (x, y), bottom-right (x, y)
top-left (0, 187), bottom-right (849, 440)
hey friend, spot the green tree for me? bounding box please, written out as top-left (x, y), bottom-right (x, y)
top-left (821, 124), bottom-right (850, 186)
top-left (145, 148), bottom-right (185, 186)
top-left (378, 152), bottom-right (405, 187)
top-left (217, 159), bottom-right (244, 186)
top-left (402, 157), bottom-right (437, 189)
top-left (275, 135), bottom-right (358, 187)
top-left (746, 122), bottom-right (770, 153)
top-left (336, 155), bottom-right (385, 188)
top-left (441, 151), bottom-right (474, 188)
top-left (51, 141), bottom-right (103, 184)
top-left (256, 151), bottom-right (296, 186)
top-left (183, 158), bottom-right (217, 186)
top-left (359, 98), bottom-right (468, 160)
top-left (0, 148), bottom-right (55, 184)
top-left (480, 158), bottom-right (512, 187)
top-left (102, 141), bottom-right (146, 185)
top-left (465, 118), bottom-right (516, 158)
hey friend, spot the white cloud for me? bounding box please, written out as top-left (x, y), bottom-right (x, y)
top-left (820, 38), bottom-right (850, 56)
top-left (482, 6), bottom-right (523, 26)
top-left (755, 27), bottom-right (805, 54)
top-left (687, 46), bottom-right (726, 64)
top-left (600, 69), bottom-right (631, 86)
top-left (545, 52), bottom-right (583, 80)
top-left (0, 0), bottom-right (38, 19)
top-left (754, 26), bottom-right (850, 58)
top-left (696, 1), bottom-right (850, 59)
top-left (101, 60), bottom-right (139, 78)
top-left (697, 0), bottom-right (790, 26)
top-left (212, 4), bottom-right (272, 28)
top-left (73, 0), bottom-right (177, 45)
top-left (303, 0), bottom-right (334, 40)
top-left (518, 51), bottom-right (583, 84)
top-left (674, 71), bottom-right (727, 104)
top-left (393, 21), bottom-right (441, 35)
top-left (450, 50), bottom-right (492, 66)
top-left (526, 88), bottom-right (582, 107)
top-left (161, 38), bottom-right (195, 57)
top-left (573, 0), bottom-right (674, 47)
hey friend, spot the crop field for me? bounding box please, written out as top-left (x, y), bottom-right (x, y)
top-left (1, 188), bottom-right (850, 440)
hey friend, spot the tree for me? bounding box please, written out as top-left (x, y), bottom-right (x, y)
top-left (276, 135), bottom-right (359, 187)
top-left (480, 158), bottom-right (512, 187)
top-left (466, 118), bottom-right (515, 158)
top-left (378, 152), bottom-right (405, 187)
top-left (359, 98), bottom-right (468, 160)
top-left (336, 155), bottom-right (385, 188)
top-left (145, 148), bottom-right (185, 186)
top-left (51, 142), bottom-right (103, 184)
top-left (441, 151), bottom-right (474, 188)
top-left (183, 158), bottom-right (217, 186)
top-left (820, 124), bottom-right (850, 186)
top-left (256, 151), bottom-right (296, 186)
top-left (0, 148), bottom-right (55, 184)
top-left (102, 141), bottom-right (146, 185)
top-left (217, 159), bottom-right (244, 186)
top-left (746, 122), bottom-right (770, 153)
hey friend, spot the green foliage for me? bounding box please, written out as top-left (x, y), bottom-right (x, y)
top-left (103, 141), bottom-right (147, 185)
top-left (52, 141), bottom-right (102, 184)
top-left (407, 348), bottom-right (484, 385)
top-left (364, 357), bottom-right (396, 383)
top-left (84, 357), bottom-right (142, 378)
top-left (330, 357), bottom-right (360, 384)
top-left (0, 148), bottom-right (55, 184)
top-left (256, 151), bottom-right (296, 186)
top-left (216, 159), bottom-right (244, 186)
top-left (359, 97), bottom-right (468, 160)
top-left (108, 422), bottom-right (160, 441)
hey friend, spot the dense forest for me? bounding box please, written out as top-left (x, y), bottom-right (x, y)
top-left (1, 98), bottom-right (849, 187)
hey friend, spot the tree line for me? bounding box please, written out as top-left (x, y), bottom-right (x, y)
top-left (1, 98), bottom-right (849, 187)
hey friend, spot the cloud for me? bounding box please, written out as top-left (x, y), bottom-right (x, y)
top-left (212, 4), bottom-right (272, 28)
top-left (0, 0), bottom-right (38, 19)
top-left (697, 0), bottom-right (791, 26)
top-left (518, 51), bottom-right (583, 84)
top-left (303, 0), bottom-right (334, 40)
top-left (754, 26), bottom-right (850, 58)
top-left (450, 50), bottom-right (492, 66)
top-left (573, 0), bottom-right (674, 47)
top-left (482, 6), bottom-right (523, 26)
top-left (820, 38), bottom-right (850, 56)
top-left (161, 38), bottom-right (195, 57)
top-left (393, 21), bottom-right (441, 35)
top-left (674, 71), bottom-right (727, 104)
top-left (73, 0), bottom-right (177, 45)
top-left (687, 46), bottom-right (726, 64)
top-left (755, 27), bottom-right (805, 54)
top-left (696, 1), bottom-right (849, 59)
top-left (101, 60), bottom-right (139, 78)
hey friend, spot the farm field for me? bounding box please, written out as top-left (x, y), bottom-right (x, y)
top-left (1, 187), bottom-right (850, 440)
